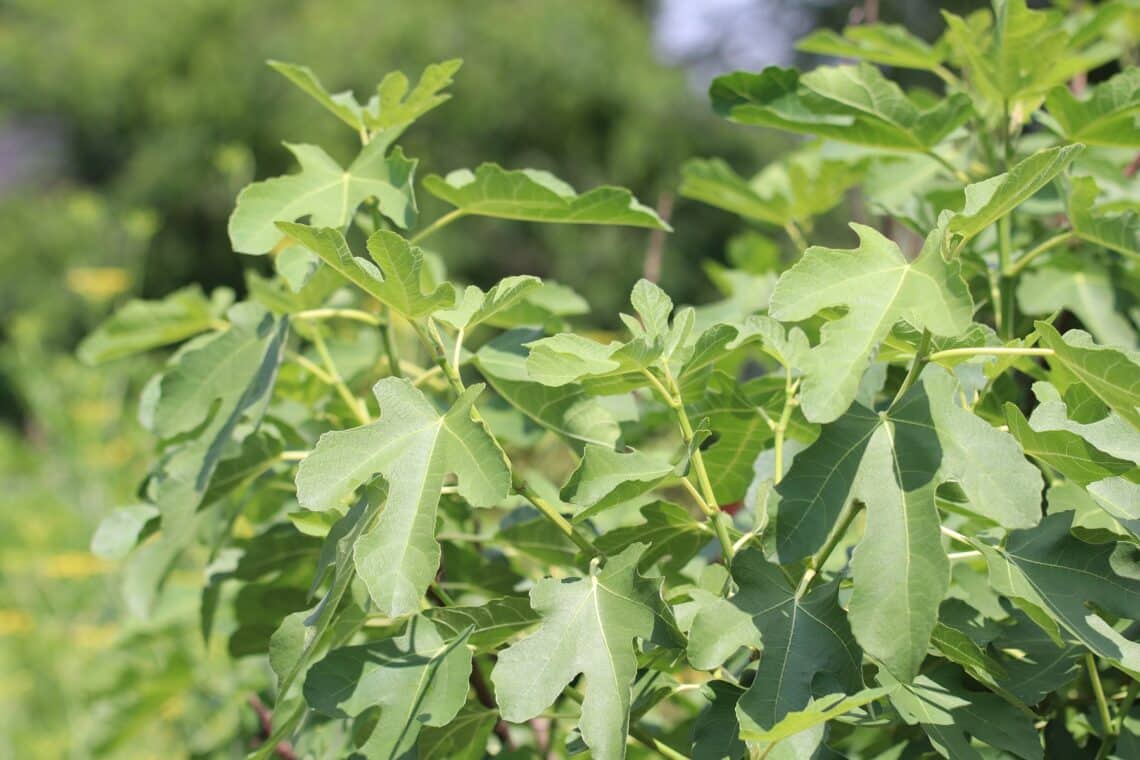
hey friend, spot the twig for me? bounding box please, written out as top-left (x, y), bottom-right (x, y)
top-left (643, 192), bottom-right (674, 283)
top-left (248, 695), bottom-right (299, 760)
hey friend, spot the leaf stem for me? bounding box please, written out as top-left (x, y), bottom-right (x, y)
top-left (307, 325), bottom-right (371, 425)
top-left (997, 215), bottom-right (1016, 339)
top-left (561, 686), bottom-right (691, 760)
top-left (410, 209), bottom-right (467, 245)
top-left (783, 220), bottom-right (808, 251)
top-left (796, 500), bottom-right (862, 598)
top-left (928, 346), bottom-right (1053, 362)
top-left (1088, 654), bottom-right (1113, 740)
top-left (286, 350), bottom-right (336, 385)
top-left (890, 328), bottom-right (931, 408)
top-left (1099, 679), bottom-right (1140, 759)
top-left (940, 525), bottom-right (972, 547)
top-left (773, 374), bottom-right (800, 487)
top-left (1005, 230), bottom-right (1074, 276)
top-left (293, 308), bottom-right (382, 326)
top-left (926, 149), bottom-right (971, 184)
top-left (513, 475), bottom-right (601, 558)
top-left (379, 306), bottom-right (403, 379)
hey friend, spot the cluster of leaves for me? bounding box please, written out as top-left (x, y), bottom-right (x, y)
top-left (82, 2), bottom-right (1140, 757)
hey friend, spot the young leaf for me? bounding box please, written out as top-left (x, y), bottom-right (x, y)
top-left (422, 163), bottom-right (670, 229)
top-left (304, 617), bottom-right (473, 758)
top-left (1005, 404), bottom-right (1136, 485)
top-left (268, 61), bottom-right (368, 131)
top-left (492, 544), bottom-right (672, 760)
top-left (1045, 68), bottom-right (1140, 147)
top-left (78, 285), bottom-right (225, 365)
top-left (1036, 322), bottom-right (1140, 430)
top-left (423, 596), bottom-right (540, 649)
top-left (561, 444), bottom-right (674, 522)
top-left (229, 140), bottom-right (416, 254)
top-left (947, 144), bottom-right (1084, 246)
top-left (769, 224), bottom-right (973, 423)
top-left (1068, 176), bottom-right (1140, 260)
top-left (687, 551), bottom-right (864, 737)
top-left (277, 223), bottom-right (455, 318)
top-left (365, 59), bottom-right (463, 132)
top-left (434, 275), bottom-right (542, 330)
top-left (796, 24), bottom-right (944, 70)
top-left (295, 379), bottom-right (510, 615)
top-left (710, 63), bottom-right (972, 151)
top-left (474, 329), bottom-right (622, 450)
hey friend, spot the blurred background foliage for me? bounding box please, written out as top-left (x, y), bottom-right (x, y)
top-left (0, 0), bottom-right (988, 756)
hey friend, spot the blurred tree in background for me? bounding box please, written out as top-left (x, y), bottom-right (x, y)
top-left (0, 1), bottom-right (1005, 755)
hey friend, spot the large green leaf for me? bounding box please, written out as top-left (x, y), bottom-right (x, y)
top-left (277, 223), bottom-right (454, 318)
top-left (1045, 68), bottom-right (1140, 147)
top-left (769, 224), bottom-right (973, 423)
top-left (422, 163), bottom-right (669, 229)
top-left (295, 379), bottom-right (510, 615)
top-left (687, 550), bottom-right (864, 736)
top-left (304, 617), bottom-right (472, 758)
top-left (796, 24), bottom-right (944, 70)
top-left (1036, 321), bottom-right (1140, 430)
top-left (78, 285), bottom-right (226, 364)
top-left (772, 366), bottom-right (1041, 679)
top-left (981, 511), bottom-right (1140, 673)
top-left (229, 139), bottom-right (416, 254)
top-left (886, 666), bottom-right (1043, 760)
top-left (491, 544), bottom-right (672, 760)
top-left (947, 144), bottom-right (1084, 246)
top-left (417, 704), bottom-right (497, 760)
top-left (710, 63), bottom-right (972, 151)
top-left (1068, 176), bottom-right (1140, 260)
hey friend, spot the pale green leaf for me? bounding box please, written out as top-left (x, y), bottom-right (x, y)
top-left (796, 24), bottom-right (943, 70)
top-left (423, 596), bottom-right (540, 649)
top-left (267, 60), bottom-right (367, 131)
top-left (710, 63), bottom-right (972, 151)
top-left (1017, 258), bottom-right (1137, 348)
top-left (90, 505), bottom-right (159, 561)
top-left (948, 144), bottom-right (1084, 245)
top-left (562, 445), bottom-right (673, 522)
top-left (366, 59), bottom-right (463, 132)
top-left (770, 223), bottom-right (974, 423)
top-left (278, 223), bottom-right (454, 318)
top-left (680, 150), bottom-right (862, 228)
top-left (743, 688), bottom-right (891, 744)
top-left (423, 163), bottom-right (670, 229)
top-left (434, 275), bottom-right (542, 329)
top-left (304, 617), bottom-right (472, 758)
top-left (594, 502), bottom-right (711, 579)
top-left (1068, 175), bottom-right (1140, 260)
top-left (295, 379), bottom-right (510, 615)
top-left (491, 544), bottom-right (670, 760)
top-left (78, 285), bottom-right (225, 365)
top-left (1045, 68), bottom-right (1140, 147)
top-left (229, 139), bottom-right (416, 254)
top-left (1037, 321), bottom-right (1140, 429)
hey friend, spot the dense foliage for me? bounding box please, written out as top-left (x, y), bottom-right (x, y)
top-left (82, 1), bottom-right (1140, 757)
